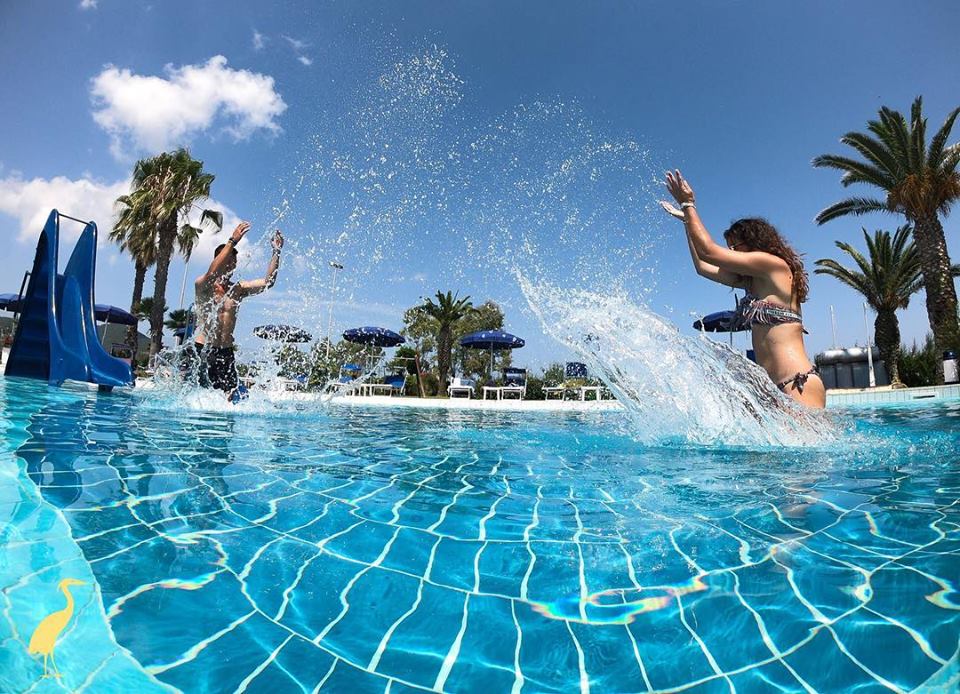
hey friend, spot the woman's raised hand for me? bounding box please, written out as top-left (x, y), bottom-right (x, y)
top-left (665, 170), bottom-right (695, 204)
top-left (658, 200), bottom-right (685, 220)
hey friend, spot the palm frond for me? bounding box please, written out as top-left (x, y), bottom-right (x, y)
top-left (927, 107), bottom-right (960, 169)
top-left (178, 224), bottom-right (202, 261)
top-left (909, 96), bottom-right (928, 171)
top-left (815, 197), bottom-right (889, 224)
top-left (840, 132), bottom-right (903, 179)
top-left (811, 154), bottom-right (895, 189)
top-left (879, 107), bottom-right (914, 172)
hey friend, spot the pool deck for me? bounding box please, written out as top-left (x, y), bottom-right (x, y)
top-left (135, 378), bottom-right (958, 410)
top-left (826, 382), bottom-right (960, 406)
top-left (327, 393), bottom-right (623, 412)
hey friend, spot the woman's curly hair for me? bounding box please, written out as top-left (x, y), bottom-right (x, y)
top-left (723, 218), bottom-right (809, 304)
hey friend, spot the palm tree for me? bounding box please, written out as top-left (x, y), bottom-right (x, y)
top-left (111, 189), bottom-right (157, 355)
top-left (133, 298), bottom-right (167, 324)
top-left (416, 291), bottom-right (476, 393)
top-left (815, 226), bottom-right (923, 386)
top-left (813, 97), bottom-right (960, 378)
top-left (122, 149), bottom-right (218, 358)
top-left (164, 308), bottom-right (190, 331)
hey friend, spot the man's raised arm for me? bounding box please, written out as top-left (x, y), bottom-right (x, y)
top-left (238, 231), bottom-right (284, 296)
top-left (196, 222), bottom-right (250, 287)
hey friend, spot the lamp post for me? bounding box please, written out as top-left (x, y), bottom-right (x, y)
top-left (325, 261), bottom-right (344, 361)
top-left (829, 305), bottom-right (838, 348)
top-left (863, 302), bottom-right (876, 388)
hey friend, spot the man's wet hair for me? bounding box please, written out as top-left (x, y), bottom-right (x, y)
top-left (215, 243), bottom-right (239, 258)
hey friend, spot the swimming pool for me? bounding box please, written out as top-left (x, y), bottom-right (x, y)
top-left (1, 376), bottom-right (957, 693)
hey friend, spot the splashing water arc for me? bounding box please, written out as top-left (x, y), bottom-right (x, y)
top-left (518, 277), bottom-right (839, 447)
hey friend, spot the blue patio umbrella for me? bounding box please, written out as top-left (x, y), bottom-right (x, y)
top-left (94, 304), bottom-right (137, 326)
top-left (0, 293), bottom-right (24, 312)
top-left (342, 326), bottom-right (405, 347)
top-left (692, 310), bottom-right (746, 333)
top-left (460, 329), bottom-right (525, 377)
top-left (254, 324), bottom-right (313, 343)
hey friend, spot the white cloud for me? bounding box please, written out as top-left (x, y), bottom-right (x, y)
top-left (79, 0), bottom-right (98, 9)
top-left (90, 55), bottom-right (287, 159)
top-left (0, 174), bottom-right (255, 272)
top-left (282, 35), bottom-right (313, 66)
top-left (0, 173), bottom-right (129, 244)
top-left (252, 30), bottom-right (266, 51)
top-left (282, 35), bottom-right (309, 51)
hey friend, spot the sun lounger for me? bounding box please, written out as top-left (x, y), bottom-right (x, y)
top-left (448, 376), bottom-right (476, 398)
top-left (500, 367), bottom-right (527, 400)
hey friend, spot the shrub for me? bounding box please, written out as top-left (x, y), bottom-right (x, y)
top-left (898, 335), bottom-right (938, 387)
top-left (420, 372), bottom-right (440, 397)
top-left (525, 375), bottom-right (545, 400)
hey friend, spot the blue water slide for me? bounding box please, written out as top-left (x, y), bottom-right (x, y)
top-left (4, 210), bottom-right (133, 388)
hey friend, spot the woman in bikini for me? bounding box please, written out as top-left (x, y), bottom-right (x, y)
top-left (660, 170), bottom-right (825, 408)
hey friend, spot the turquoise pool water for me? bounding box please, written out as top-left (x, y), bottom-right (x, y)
top-left (1, 376), bottom-right (957, 693)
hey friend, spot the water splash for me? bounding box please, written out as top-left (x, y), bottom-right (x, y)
top-left (145, 44), bottom-right (841, 451)
top-left (518, 277), bottom-right (842, 447)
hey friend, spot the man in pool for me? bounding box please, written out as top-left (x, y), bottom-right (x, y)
top-left (192, 221), bottom-right (284, 397)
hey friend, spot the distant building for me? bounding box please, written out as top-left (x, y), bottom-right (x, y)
top-left (815, 346), bottom-right (890, 389)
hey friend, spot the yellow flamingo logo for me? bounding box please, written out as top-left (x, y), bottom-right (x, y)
top-left (28, 578), bottom-right (87, 678)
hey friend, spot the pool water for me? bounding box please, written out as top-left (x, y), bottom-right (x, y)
top-left (1, 376), bottom-right (958, 693)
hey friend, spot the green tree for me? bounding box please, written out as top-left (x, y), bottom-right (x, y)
top-left (307, 339), bottom-right (378, 388)
top-left (414, 291), bottom-right (477, 392)
top-left (898, 335), bottom-right (939, 387)
top-left (451, 300), bottom-right (509, 382)
top-left (121, 149), bottom-right (219, 358)
top-left (813, 97), bottom-right (960, 377)
top-left (111, 190), bottom-right (157, 356)
top-left (542, 362), bottom-right (565, 386)
top-left (401, 304), bottom-right (438, 361)
top-left (814, 226), bottom-right (923, 386)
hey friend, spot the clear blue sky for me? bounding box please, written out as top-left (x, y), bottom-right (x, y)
top-left (1, 0), bottom-right (958, 368)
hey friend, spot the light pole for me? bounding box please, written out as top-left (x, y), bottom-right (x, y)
top-left (325, 261), bottom-right (344, 362)
top-left (829, 305), bottom-right (838, 348)
top-left (863, 302), bottom-right (876, 388)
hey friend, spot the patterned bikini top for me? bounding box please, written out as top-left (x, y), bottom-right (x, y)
top-left (732, 293), bottom-right (804, 331)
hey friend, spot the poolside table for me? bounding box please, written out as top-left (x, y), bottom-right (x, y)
top-left (359, 382), bottom-right (396, 396)
top-left (579, 385), bottom-right (603, 401)
top-left (499, 386), bottom-right (525, 400)
top-left (543, 386), bottom-right (566, 400)
top-left (482, 386), bottom-right (502, 400)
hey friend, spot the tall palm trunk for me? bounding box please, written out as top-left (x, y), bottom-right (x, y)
top-left (126, 258), bottom-right (147, 358)
top-left (149, 215), bottom-right (177, 359)
top-left (437, 326), bottom-right (452, 393)
top-left (912, 215), bottom-right (960, 378)
top-left (874, 309), bottom-right (903, 386)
